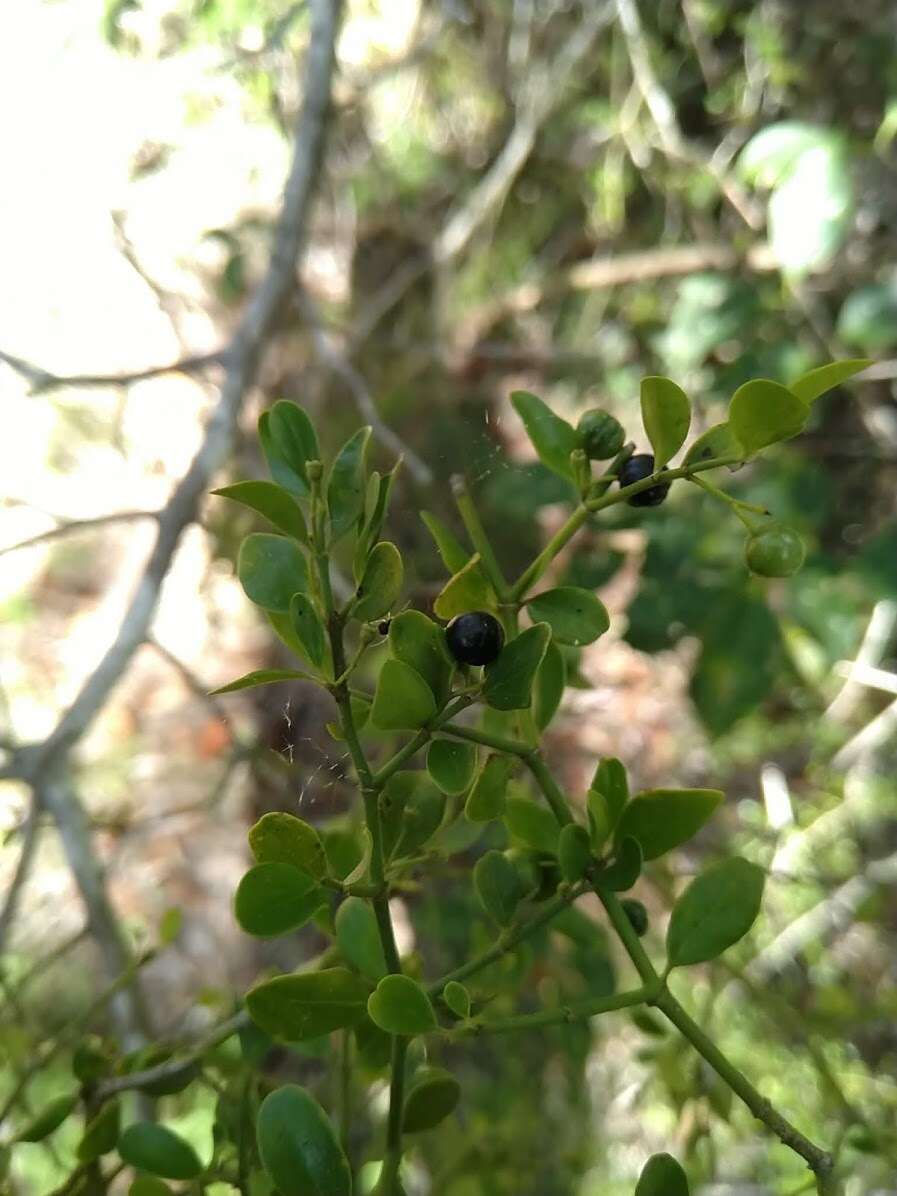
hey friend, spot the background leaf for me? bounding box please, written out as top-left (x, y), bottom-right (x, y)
top-left (525, 587), bottom-right (609, 646)
top-left (328, 426), bottom-right (371, 542)
top-left (118, 1124), bottom-right (203, 1181)
top-left (246, 969), bottom-right (369, 1042)
top-left (615, 789), bottom-right (723, 861)
top-left (510, 391), bottom-right (578, 481)
top-left (634, 1152), bottom-right (690, 1196)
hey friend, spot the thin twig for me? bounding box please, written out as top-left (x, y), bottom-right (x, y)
top-left (0, 511), bottom-right (158, 557)
top-left (0, 347), bottom-right (224, 394)
top-left (0, 796), bottom-right (41, 954)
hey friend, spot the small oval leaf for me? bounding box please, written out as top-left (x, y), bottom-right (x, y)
top-left (352, 542), bottom-right (404, 622)
top-left (335, 897), bottom-right (388, 981)
top-left (666, 857), bottom-right (765, 968)
top-left (288, 594), bottom-right (326, 669)
top-left (728, 380), bottom-right (807, 456)
top-left (442, 981), bottom-right (471, 1020)
top-left (248, 812), bottom-right (327, 879)
top-left (212, 481), bottom-right (308, 542)
top-left (371, 659), bottom-right (437, 730)
top-left (473, 850), bottom-right (523, 926)
top-left (615, 789), bottom-right (723, 861)
top-left (590, 758), bottom-right (629, 829)
top-left (402, 1067), bottom-right (461, 1133)
top-left (268, 402), bottom-right (319, 491)
top-left (465, 754), bottom-right (513, 823)
top-left (16, 1093), bottom-right (79, 1143)
top-left (483, 623), bottom-right (551, 711)
top-left (640, 376), bottom-right (691, 466)
top-left (388, 610), bottom-right (452, 708)
top-left (433, 555), bottom-right (496, 621)
top-left (789, 358), bottom-right (872, 404)
top-left (77, 1099), bottom-right (121, 1162)
top-left (234, 862), bottom-right (324, 938)
top-left (525, 588), bottom-right (609, 647)
top-left (682, 421), bottom-right (742, 468)
top-left (257, 1085), bottom-right (350, 1196)
top-left (246, 968), bottom-right (370, 1042)
top-left (328, 426), bottom-right (371, 543)
top-left (504, 796), bottom-right (559, 854)
top-left (511, 391), bottom-right (578, 481)
top-left (237, 534), bottom-right (308, 613)
top-left (367, 975), bottom-right (437, 1036)
top-left (635, 1152), bottom-right (690, 1196)
top-left (118, 1124), bottom-right (203, 1181)
top-left (427, 739), bottom-right (477, 795)
top-left (532, 639), bottom-right (566, 730)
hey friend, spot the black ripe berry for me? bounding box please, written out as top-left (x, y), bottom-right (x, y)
top-left (445, 611), bottom-right (504, 667)
top-left (621, 898), bottom-right (649, 937)
top-left (378, 620), bottom-right (391, 635)
top-left (618, 453), bottom-right (670, 507)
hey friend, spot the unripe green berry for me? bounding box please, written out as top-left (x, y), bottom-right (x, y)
top-left (577, 408), bottom-right (625, 460)
top-left (745, 523), bottom-right (805, 578)
top-left (621, 898), bottom-right (649, 937)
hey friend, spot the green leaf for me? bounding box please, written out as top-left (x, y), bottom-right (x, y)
top-left (558, 823), bottom-right (592, 882)
top-left (728, 379), bottom-right (807, 456)
top-left (392, 784), bottom-right (446, 860)
top-left (789, 359), bottom-right (872, 404)
top-left (525, 588), bottom-right (609, 647)
top-left (615, 789), bottom-right (723, 861)
top-left (259, 410), bottom-right (308, 498)
top-left (212, 481), bottom-right (308, 543)
top-left (268, 401), bottom-right (319, 493)
top-left (211, 668), bottom-right (311, 695)
top-left (511, 390), bottom-right (578, 481)
top-left (403, 1067), bottom-right (461, 1133)
top-left (682, 421), bottom-right (742, 468)
top-left (328, 426), bottom-right (371, 542)
top-left (351, 541), bottom-right (403, 622)
top-left (234, 863), bottom-right (324, 938)
top-left (77, 1098), bottom-right (120, 1162)
top-left (420, 511), bottom-right (470, 574)
top-left (483, 623), bottom-right (551, 710)
top-left (473, 850), bottom-right (523, 926)
top-left (591, 758), bottom-right (629, 829)
top-left (586, 789), bottom-right (611, 852)
top-left (532, 639), bottom-right (566, 730)
top-left (237, 533), bottom-right (308, 612)
top-left (256, 1085), bottom-right (350, 1196)
top-left (358, 464), bottom-right (400, 563)
top-left (464, 754), bottom-right (513, 822)
top-left (16, 1092), bottom-right (79, 1142)
top-left (371, 660), bottom-right (437, 730)
top-left (289, 594), bottom-right (326, 669)
top-left (246, 968), bottom-right (369, 1042)
top-left (335, 897), bottom-right (387, 981)
top-left (666, 858), bottom-right (765, 968)
top-left (504, 796), bottom-right (559, 854)
top-left (129, 1180), bottom-right (173, 1196)
top-left (635, 1152), bottom-right (690, 1196)
top-left (118, 1124), bottom-right (203, 1181)
top-left (248, 813), bottom-right (327, 879)
top-left (354, 1016), bottom-right (392, 1071)
top-left (427, 739), bottom-right (477, 795)
top-left (441, 981), bottom-right (471, 1019)
top-left (388, 610), bottom-right (452, 708)
top-left (599, 836), bottom-right (643, 891)
top-left (640, 376), bottom-right (691, 466)
top-left (433, 554), bottom-right (496, 621)
top-left (368, 975), bottom-right (437, 1035)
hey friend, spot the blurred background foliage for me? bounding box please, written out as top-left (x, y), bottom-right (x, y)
top-left (1, 0), bottom-right (896, 1193)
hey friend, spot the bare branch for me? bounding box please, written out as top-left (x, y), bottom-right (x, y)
top-left (27, 0), bottom-right (343, 773)
top-left (0, 511), bottom-right (158, 558)
top-left (0, 347), bottom-right (225, 394)
top-left (0, 797), bottom-right (41, 955)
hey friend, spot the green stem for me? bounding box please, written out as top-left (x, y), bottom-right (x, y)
top-left (450, 984), bottom-right (654, 1036)
top-left (338, 1029), bottom-right (352, 1158)
top-left (376, 1036), bottom-right (408, 1196)
top-left (509, 505), bottom-right (590, 601)
top-left (594, 885), bottom-right (836, 1190)
top-left (452, 475), bottom-right (509, 600)
top-left (508, 452), bottom-right (742, 602)
top-left (689, 474), bottom-right (764, 531)
top-left (427, 883), bottom-right (585, 997)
